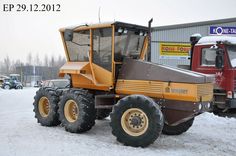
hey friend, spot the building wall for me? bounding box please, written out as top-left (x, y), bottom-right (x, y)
top-left (151, 21), bottom-right (236, 67)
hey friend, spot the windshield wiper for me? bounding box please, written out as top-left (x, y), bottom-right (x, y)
top-left (72, 41), bottom-right (90, 47)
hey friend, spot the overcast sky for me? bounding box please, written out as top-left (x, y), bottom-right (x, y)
top-left (0, 0), bottom-right (236, 63)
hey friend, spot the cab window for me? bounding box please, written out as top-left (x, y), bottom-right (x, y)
top-left (92, 28), bottom-right (112, 71)
top-left (65, 30), bottom-right (90, 62)
top-left (114, 27), bottom-right (145, 62)
top-left (201, 48), bottom-right (216, 66)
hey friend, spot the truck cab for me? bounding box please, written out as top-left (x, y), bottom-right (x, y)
top-left (191, 35), bottom-right (236, 113)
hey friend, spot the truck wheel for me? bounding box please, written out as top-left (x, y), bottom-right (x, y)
top-left (4, 85), bottom-right (10, 90)
top-left (58, 89), bottom-right (96, 133)
top-left (96, 109), bottom-right (112, 120)
top-left (162, 118), bottom-right (194, 135)
top-left (110, 95), bottom-right (164, 147)
top-left (33, 88), bottom-right (60, 126)
top-left (16, 85), bottom-right (23, 89)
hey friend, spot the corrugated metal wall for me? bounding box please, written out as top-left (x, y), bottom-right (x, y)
top-left (151, 21), bottom-right (236, 67)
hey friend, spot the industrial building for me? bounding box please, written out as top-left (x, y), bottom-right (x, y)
top-left (151, 17), bottom-right (236, 67)
top-left (15, 65), bottom-right (59, 86)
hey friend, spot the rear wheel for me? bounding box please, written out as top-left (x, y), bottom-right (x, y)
top-left (162, 118), bottom-right (194, 135)
top-left (16, 85), bottom-right (23, 89)
top-left (58, 89), bottom-right (96, 133)
top-left (110, 95), bottom-right (164, 147)
top-left (33, 88), bottom-right (60, 126)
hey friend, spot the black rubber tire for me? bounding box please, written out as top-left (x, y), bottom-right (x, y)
top-left (58, 89), bottom-right (96, 133)
top-left (96, 109), bottom-right (112, 120)
top-left (33, 88), bottom-right (61, 126)
top-left (16, 85), bottom-right (23, 89)
top-left (110, 95), bottom-right (164, 147)
top-left (162, 118), bottom-right (194, 135)
top-left (4, 85), bottom-right (10, 90)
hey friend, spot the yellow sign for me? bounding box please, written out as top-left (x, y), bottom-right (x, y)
top-left (159, 43), bottom-right (191, 59)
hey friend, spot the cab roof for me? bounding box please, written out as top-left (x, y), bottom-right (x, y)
top-left (60, 21), bottom-right (148, 32)
top-left (197, 36), bottom-right (236, 45)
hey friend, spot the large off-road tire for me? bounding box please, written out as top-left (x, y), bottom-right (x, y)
top-left (162, 118), bottom-right (194, 135)
top-left (96, 109), bottom-right (112, 120)
top-left (110, 95), bottom-right (164, 147)
top-left (4, 84), bottom-right (10, 90)
top-left (33, 88), bottom-right (61, 126)
top-left (16, 85), bottom-right (23, 89)
top-left (58, 89), bottom-right (96, 133)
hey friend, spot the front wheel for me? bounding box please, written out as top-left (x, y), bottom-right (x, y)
top-left (162, 118), bottom-right (194, 135)
top-left (4, 85), bottom-right (10, 90)
top-left (33, 88), bottom-right (61, 126)
top-left (110, 95), bottom-right (164, 147)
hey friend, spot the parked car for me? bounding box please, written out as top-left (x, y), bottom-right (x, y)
top-left (34, 81), bottom-right (43, 88)
top-left (41, 79), bottom-right (70, 88)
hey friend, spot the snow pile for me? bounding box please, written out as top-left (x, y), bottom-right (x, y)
top-left (0, 88), bottom-right (236, 156)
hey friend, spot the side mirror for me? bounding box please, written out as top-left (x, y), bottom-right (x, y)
top-left (64, 29), bottom-right (73, 41)
top-left (215, 49), bottom-right (224, 69)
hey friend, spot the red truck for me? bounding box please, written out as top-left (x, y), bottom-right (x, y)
top-left (188, 35), bottom-right (236, 115)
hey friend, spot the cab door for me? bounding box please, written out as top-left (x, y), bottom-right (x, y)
top-left (192, 45), bottom-right (228, 89)
top-left (91, 27), bottom-right (113, 89)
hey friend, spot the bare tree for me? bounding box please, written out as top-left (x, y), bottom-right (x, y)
top-left (56, 55), bottom-right (66, 67)
top-left (3, 55), bottom-right (11, 75)
top-left (44, 54), bottom-right (49, 67)
top-left (0, 60), bottom-right (4, 75)
top-left (11, 59), bottom-right (24, 74)
top-left (49, 55), bottom-right (55, 67)
top-left (26, 52), bottom-right (33, 65)
top-left (34, 53), bottom-right (42, 66)
top-left (0, 53), bottom-right (66, 82)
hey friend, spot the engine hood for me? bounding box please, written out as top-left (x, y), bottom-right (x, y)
top-left (118, 58), bottom-right (214, 84)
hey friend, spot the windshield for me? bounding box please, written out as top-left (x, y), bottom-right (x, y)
top-left (114, 27), bottom-right (146, 61)
top-left (52, 80), bottom-right (69, 88)
top-left (65, 30), bottom-right (90, 62)
top-left (227, 45), bottom-right (236, 67)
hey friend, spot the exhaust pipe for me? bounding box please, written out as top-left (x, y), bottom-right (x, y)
top-left (148, 18), bottom-right (153, 62)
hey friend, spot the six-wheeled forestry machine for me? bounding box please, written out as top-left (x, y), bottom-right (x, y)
top-left (33, 21), bottom-right (214, 147)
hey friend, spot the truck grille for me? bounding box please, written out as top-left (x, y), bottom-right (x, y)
top-left (197, 83), bottom-right (213, 96)
top-left (197, 83), bottom-right (213, 101)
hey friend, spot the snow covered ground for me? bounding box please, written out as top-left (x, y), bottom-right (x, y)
top-left (0, 88), bottom-right (236, 156)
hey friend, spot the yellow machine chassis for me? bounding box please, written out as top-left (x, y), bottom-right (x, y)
top-left (116, 80), bottom-right (213, 102)
top-left (59, 22), bottom-right (213, 103)
top-left (59, 23), bottom-right (149, 91)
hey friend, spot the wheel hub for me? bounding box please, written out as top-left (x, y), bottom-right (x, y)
top-left (130, 116), bottom-right (142, 126)
top-left (38, 97), bottom-right (50, 117)
top-left (121, 108), bottom-right (149, 136)
top-left (64, 100), bottom-right (79, 123)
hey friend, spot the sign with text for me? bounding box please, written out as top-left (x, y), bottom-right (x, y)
top-left (159, 43), bottom-right (191, 59)
top-left (209, 26), bottom-right (236, 35)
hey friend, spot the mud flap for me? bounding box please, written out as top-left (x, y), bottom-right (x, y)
top-left (160, 99), bottom-right (211, 126)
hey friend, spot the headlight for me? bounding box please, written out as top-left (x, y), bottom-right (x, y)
top-left (227, 91), bottom-right (233, 98)
top-left (198, 104), bottom-right (202, 110)
top-left (207, 103), bottom-right (211, 109)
